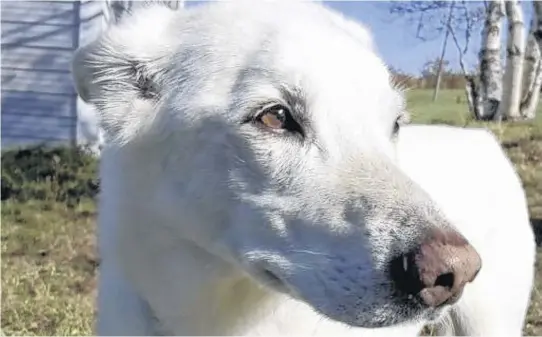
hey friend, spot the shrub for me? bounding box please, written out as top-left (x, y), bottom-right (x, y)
top-left (1, 145), bottom-right (99, 205)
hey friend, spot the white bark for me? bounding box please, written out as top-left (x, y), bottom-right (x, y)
top-left (520, 18), bottom-right (542, 119)
top-left (498, 0), bottom-right (526, 120)
top-left (521, 23), bottom-right (539, 102)
top-left (534, 1), bottom-right (542, 46)
top-left (478, 0), bottom-right (505, 120)
top-left (521, 1), bottom-right (542, 119)
top-left (520, 61), bottom-right (542, 119)
top-left (465, 76), bottom-right (482, 119)
top-left (532, 2), bottom-right (542, 108)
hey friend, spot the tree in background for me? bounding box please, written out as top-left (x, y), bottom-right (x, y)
top-left (499, 0), bottom-right (525, 120)
top-left (521, 2), bottom-right (542, 120)
top-left (421, 58), bottom-right (451, 86)
top-left (389, 0), bottom-right (542, 121)
top-left (389, 1), bottom-right (484, 104)
top-left (477, 0), bottom-right (504, 120)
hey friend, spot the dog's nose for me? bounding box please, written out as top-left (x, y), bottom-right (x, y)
top-left (389, 228), bottom-right (482, 308)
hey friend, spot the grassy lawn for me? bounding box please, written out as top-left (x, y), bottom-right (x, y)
top-left (410, 89), bottom-right (542, 336)
top-left (1, 89), bottom-right (541, 335)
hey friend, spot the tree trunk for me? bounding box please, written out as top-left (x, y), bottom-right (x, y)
top-left (520, 17), bottom-right (542, 119)
top-left (477, 0), bottom-right (505, 120)
top-left (498, 0), bottom-right (526, 120)
top-left (432, 1), bottom-right (456, 102)
top-left (521, 21), bottom-right (539, 103)
top-left (465, 75), bottom-right (483, 119)
top-left (533, 1), bottom-right (542, 47)
top-left (520, 61), bottom-right (542, 119)
top-left (524, 1), bottom-right (542, 119)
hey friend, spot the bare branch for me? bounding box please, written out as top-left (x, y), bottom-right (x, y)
top-left (448, 18), bottom-right (469, 75)
top-left (388, 1), bottom-right (485, 43)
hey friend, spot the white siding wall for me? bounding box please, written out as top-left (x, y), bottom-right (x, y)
top-left (1, 0), bottom-right (184, 151)
top-left (1, 1), bottom-right (103, 149)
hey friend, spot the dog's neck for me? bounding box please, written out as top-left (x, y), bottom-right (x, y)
top-left (113, 214), bottom-right (297, 334)
top-left (133, 240), bottom-right (422, 336)
top-left (117, 229), bottom-right (366, 335)
top-left (155, 240), bottom-right (281, 335)
top-left (99, 147), bottom-right (294, 335)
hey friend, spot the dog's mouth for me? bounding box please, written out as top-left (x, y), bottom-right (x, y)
top-left (254, 268), bottom-right (293, 295)
top-left (246, 262), bottom-right (449, 329)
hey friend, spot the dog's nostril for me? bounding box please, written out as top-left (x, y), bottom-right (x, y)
top-left (434, 272), bottom-right (454, 289)
top-left (389, 228), bottom-right (482, 308)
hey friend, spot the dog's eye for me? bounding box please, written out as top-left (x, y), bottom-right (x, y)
top-left (255, 103), bottom-right (303, 136)
top-left (392, 116), bottom-right (402, 137)
top-left (393, 119), bottom-right (400, 135)
top-left (260, 105), bottom-right (287, 129)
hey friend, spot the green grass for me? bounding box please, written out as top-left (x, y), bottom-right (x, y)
top-left (1, 89), bottom-right (541, 335)
top-left (1, 201), bottom-right (97, 336)
top-left (408, 89), bottom-right (542, 222)
top-left (409, 89), bottom-right (542, 336)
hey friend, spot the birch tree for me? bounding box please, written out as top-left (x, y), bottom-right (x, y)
top-left (388, 1), bottom-right (486, 105)
top-left (533, 2), bottom-right (542, 50)
top-left (520, 19), bottom-right (542, 120)
top-left (477, 0), bottom-right (505, 120)
top-left (521, 23), bottom-right (539, 107)
top-left (519, 2), bottom-right (542, 120)
top-left (389, 0), bottom-right (541, 122)
top-left (498, 0), bottom-right (525, 120)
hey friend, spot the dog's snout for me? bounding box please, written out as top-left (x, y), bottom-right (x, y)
top-left (390, 228), bottom-right (482, 308)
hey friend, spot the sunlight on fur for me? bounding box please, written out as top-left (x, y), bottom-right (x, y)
top-left (71, 1), bottom-right (536, 335)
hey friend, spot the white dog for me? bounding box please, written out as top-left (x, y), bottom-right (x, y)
top-left (71, 1), bottom-right (536, 335)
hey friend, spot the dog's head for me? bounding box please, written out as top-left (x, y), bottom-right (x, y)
top-left (72, 1), bottom-right (481, 328)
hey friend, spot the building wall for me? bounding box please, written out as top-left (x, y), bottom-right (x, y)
top-left (1, 1), bottom-right (103, 149)
top-left (1, 0), bottom-right (184, 151)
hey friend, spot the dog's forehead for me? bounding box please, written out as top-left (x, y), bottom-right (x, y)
top-left (269, 24), bottom-right (395, 109)
top-left (243, 7), bottom-right (401, 139)
top-left (216, 5), bottom-right (402, 158)
top-left (209, 2), bottom-right (400, 117)
top-left (160, 1), bottom-right (402, 139)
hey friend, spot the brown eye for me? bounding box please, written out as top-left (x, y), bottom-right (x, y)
top-left (254, 103), bottom-right (304, 137)
top-left (259, 105), bottom-right (287, 129)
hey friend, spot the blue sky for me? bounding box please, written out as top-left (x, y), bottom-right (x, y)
top-left (185, 1), bottom-right (536, 76)
top-left (323, 1), bottom-right (535, 75)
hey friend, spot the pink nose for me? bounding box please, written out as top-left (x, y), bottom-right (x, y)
top-left (390, 228), bottom-right (482, 307)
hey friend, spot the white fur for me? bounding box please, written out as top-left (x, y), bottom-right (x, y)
top-left (71, 1), bottom-right (535, 335)
top-left (397, 125), bottom-right (536, 336)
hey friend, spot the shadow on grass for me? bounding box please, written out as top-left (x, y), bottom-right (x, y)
top-left (532, 218), bottom-right (542, 247)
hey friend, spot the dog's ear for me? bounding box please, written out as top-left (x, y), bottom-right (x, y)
top-left (71, 3), bottom-right (179, 144)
